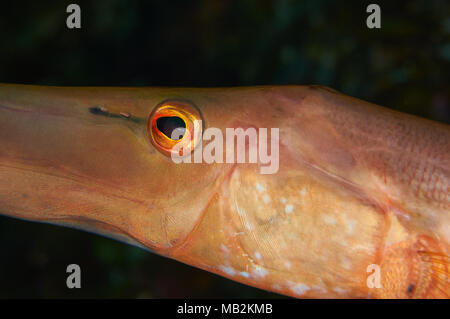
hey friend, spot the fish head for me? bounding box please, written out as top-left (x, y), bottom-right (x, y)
top-left (0, 84), bottom-right (236, 252)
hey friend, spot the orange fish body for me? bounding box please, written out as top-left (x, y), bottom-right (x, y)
top-left (0, 83), bottom-right (448, 298)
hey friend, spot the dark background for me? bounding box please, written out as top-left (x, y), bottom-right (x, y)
top-left (0, 0), bottom-right (449, 298)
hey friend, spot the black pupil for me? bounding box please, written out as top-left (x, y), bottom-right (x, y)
top-left (156, 116), bottom-right (186, 140)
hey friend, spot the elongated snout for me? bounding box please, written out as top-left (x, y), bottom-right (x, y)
top-left (0, 84), bottom-right (171, 250)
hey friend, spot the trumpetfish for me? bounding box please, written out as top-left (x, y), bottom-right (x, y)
top-left (0, 83), bottom-right (448, 299)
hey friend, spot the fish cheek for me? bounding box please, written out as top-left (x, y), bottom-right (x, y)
top-left (130, 162), bottom-right (223, 252)
top-left (224, 167), bottom-right (386, 297)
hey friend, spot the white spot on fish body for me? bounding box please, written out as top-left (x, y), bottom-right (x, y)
top-left (353, 244), bottom-right (374, 253)
top-left (284, 261), bottom-right (292, 269)
top-left (263, 194), bottom-right (271, 204)
top-left (285, 204), bottom-right (294, 214)
top-left (251, 266), bottom-right (268, 278)
top-left (220, 244), bottom-right (230, 254)
top-left (255, 252), bottom-right (262, 260)
top-left (272, 284), bottom-right (281, 290)
top-left (333, 287), bottom-right (347, 294)
top-left (323, 215), bottom-right (336, 225)
top-left (239, 271), bottom-right (250, 278)
top-left (219, 265), bottom-right (236, 276)
top-left (346, 219), bottom-right (357, 235)
top-left (256, 183), bottom-right (266, 193)
top-left (289, 283), bottom-right (310, 295)
top-left (340, 256), bottom-right (352, 270)
top-left (312, 285), bottom-right (328, 294)
top-left (312, 278), bottom-right (327, 293)
top-left (299, 188), bottom-right (307, 197)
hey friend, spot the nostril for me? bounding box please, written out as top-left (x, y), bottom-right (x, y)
top-left (89, 106), bottom-right (109, 115)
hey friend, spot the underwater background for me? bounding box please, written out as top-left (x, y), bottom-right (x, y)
top-left (0, 0), bottom-right (449, 298)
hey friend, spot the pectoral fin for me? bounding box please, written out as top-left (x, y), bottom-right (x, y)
top-left (376, 235), bottom-right (449, 298)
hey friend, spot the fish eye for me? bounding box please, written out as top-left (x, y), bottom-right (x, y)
top-left (156, 116), bottom-right (186, 140)
top-left (148, 100), bottom-right (202, 156)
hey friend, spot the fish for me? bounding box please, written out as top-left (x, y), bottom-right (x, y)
top-left (0, 83), bottom-right (448, 298)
